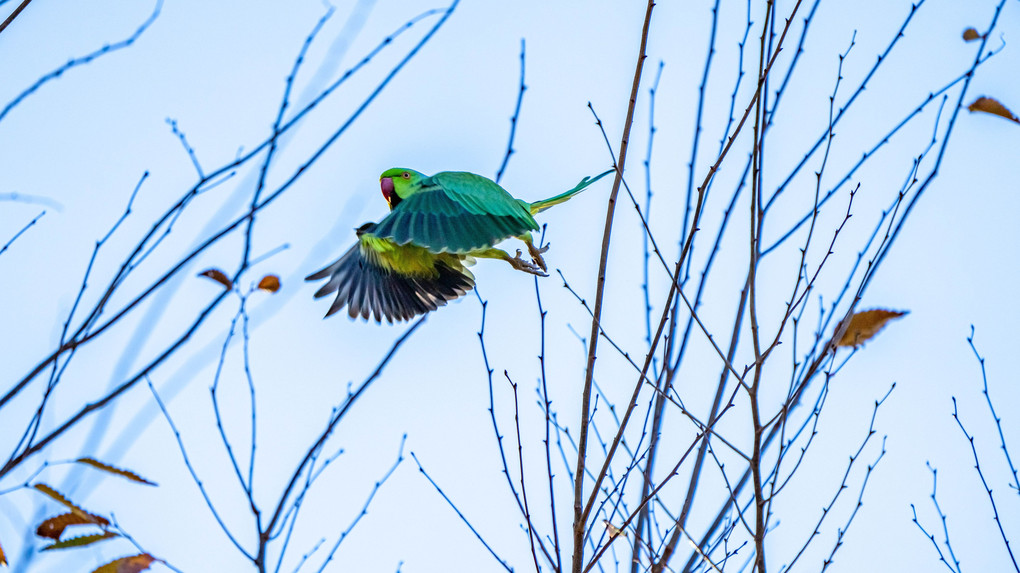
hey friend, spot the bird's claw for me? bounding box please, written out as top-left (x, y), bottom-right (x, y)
top-left (510, 249), bottom-right (548, 277)
top-left (527, 242), bottom-right (550, 272)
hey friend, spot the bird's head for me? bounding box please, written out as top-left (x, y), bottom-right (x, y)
top-left (379, 168), bottom-right (425, 210)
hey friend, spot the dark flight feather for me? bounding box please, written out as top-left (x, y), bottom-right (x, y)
top-left (305, 238), bottom-right (475, 323)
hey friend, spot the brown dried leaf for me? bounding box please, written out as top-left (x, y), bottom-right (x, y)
top-left (257, 274), bottom-right (281, 293)
top-left (36, 512), bottom-right (97, 540)
top-left (91, 554), bottom-right (156, 573)
top-left (31, 484), bottom-right (108, 527)
top-left (836, 309), bottom-right (908, 348)
top-left (603, 519), bottom-right (626, 539)
top-left (76, 458), bottom-right (156, 486)
top-left (962, 27), bottom-right (981, 41)
top-left (41, 531), bottom-right (118, 551)
top-left (198, 268), bottom-right (232, 289)
top-left (968, 96), bottom-right (1020, 124)
top-left (0, 536), bottom-right (6, 566)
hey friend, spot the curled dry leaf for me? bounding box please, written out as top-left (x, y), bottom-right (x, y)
top-left (962, 27), bottom-right (981, 41)
top-left (603, 519), bottom-right (626, 539)
top-left (36, 512), bottom-right (98, 540)
top-left (91, 553), bottom-right (156, 573)
top-left (76, 458), bottom-right (156, 486)
top-left (967, 96), bottom-right (1020, 124)
top-left (198, 268), bottom-right (232, 289)
top-left (836, 309), bottom-right (908, 348)
top-left (257, 274), bottom-right (281, 293)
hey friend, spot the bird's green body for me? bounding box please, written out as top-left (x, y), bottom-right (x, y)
top-left (307, 167), bottom-right (612, 322)
top-left (371, 171), bottom-right (540, 254)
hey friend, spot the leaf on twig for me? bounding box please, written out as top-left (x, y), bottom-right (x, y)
top-left (962, 27), bottom-right (982, 41)
top-left (836, 309), bottom-right (908, 348)
top-left (36, 512), bottom-right (99, 540)
top-left (257, 274), bottom-right (281, 293)
top-left (42, 531), bottom-right (118, 551)
top-left (603, 519), bottom-right (627, 539)
top-left (967, 96), bottom-right (1020, 124)
top-left (31, 484), bottom-right (109, 526)
top-left (91, 554), bottom-right (156, 573)
top-left (76, 458), bottom-right (156, 486)
top-left (198, 268), bottom-right (232, 289)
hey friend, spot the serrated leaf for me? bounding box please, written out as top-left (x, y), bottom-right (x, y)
top-left (76, 458), bottom-right (156, 486)
top-left (198, 268), bottom-right (232, 289)
top-left (836, 309), bottom-right (908, 348)
top-left (968, 96), bottom-right (1020, 124)
top-left (31, 484), bottom-right (108, 526)
top-left (36, 512), bottom-right (98, 540)
top-left (42, 531), bottom-right (118, 551)
top-left (962, 27), bottom-right (981, 41)
top-left (91, 554), bottom-right (156, 573)
top-left (257, 274), bottom-right (281, 293)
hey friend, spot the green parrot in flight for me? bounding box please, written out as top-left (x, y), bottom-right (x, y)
top-left (306, 167), bottom-right (613, 323)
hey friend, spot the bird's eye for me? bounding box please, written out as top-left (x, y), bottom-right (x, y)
top-left (402, 172), bottom-right (410, 179)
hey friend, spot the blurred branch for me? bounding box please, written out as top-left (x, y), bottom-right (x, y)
top-left (1, 1), bottom-right (459, 482)
top-left (3, 5), bottom-right (452, 417)
top-left (0, 0), bottom-right (163, 124)
top-left (0, 192), bottom-right (62, 210)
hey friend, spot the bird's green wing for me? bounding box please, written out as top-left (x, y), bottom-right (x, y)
top-left (305, 225), bottom-right (475, 323)
top-left (371, 171), bottom-right (539, 254)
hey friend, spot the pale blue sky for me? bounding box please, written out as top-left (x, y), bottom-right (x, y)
top-left (1, 1), bottom-right (1018, 571)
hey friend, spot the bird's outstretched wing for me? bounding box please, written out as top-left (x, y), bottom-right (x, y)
top-left (305, 228), bottom-right (475, 323)
top-left (372, 172), bottom-right (539, 253)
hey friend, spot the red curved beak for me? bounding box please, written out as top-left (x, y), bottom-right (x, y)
top-left (380, 177), bottom-right (395, 207)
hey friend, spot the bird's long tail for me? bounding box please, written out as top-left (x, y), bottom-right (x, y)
top-left (528, 168), bottom-right (615, 215)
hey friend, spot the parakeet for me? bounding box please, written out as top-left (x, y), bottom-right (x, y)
top-left (306, 167), bottom-right (613, 323)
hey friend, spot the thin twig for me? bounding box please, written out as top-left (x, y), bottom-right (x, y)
top-left (534, 241), bottom-right (563, 572)
top-left (258, 316), bottom-right (427, 568)
top-left (0, 210), bottom-right (45, 258)
top-left (411, 452), bottom-right (514, 573)
top-left (316, 436), bottom-right (406, 572)
top-left (967, 327), bottom-right (1019, 495)
top-left (496, 38), bottom-right (526, 184)
top-left (952, 398), bottom-right (1019, 571)
top-left (148, 377), bottom-right (254, 561)
top-left (573, 4), bottom-right (656, 569)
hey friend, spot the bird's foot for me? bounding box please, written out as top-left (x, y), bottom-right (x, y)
top-left (509, 249), bottom-right (548, 277)
top-left (527, 241), bottom-right (550, 271)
